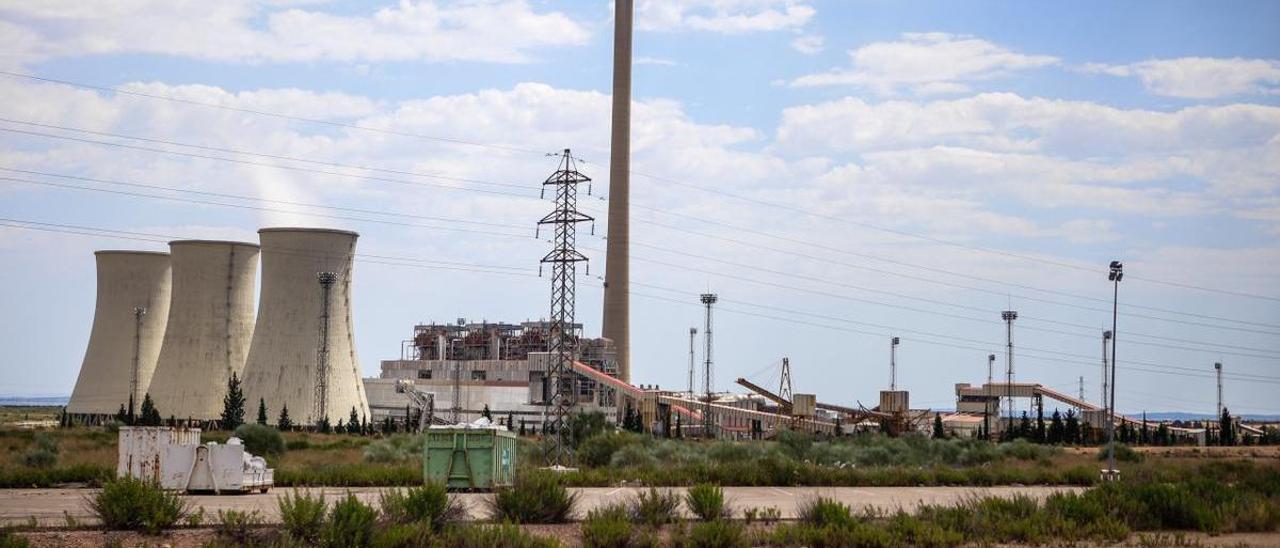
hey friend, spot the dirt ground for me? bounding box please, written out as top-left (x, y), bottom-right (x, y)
top-left (0, 485), bottom-right (1083, 527)
top-left (14, 525), bottom-right (1280, 548)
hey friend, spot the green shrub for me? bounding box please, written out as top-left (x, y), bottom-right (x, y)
top-left (885, 512), bottom-right (964, 547)
top-left (577, 432), bottom-right (637, 467)
top-left (796, 496), bottom-right (858, 529)
top-left (581, 503), bottom-right (633, 548)
top-left (364, 434), bottom-right (422, 463)
top-left (684, 483), bottom-right (728, 521)
top-left (489, 471), bottom-right (578, 523)
top-left (673, 520), bottom-right (747, 548)
top-left (323, 493), bottom-right (378, 548)
top-left (214, 509), bottom-right (263, 544)
top-left (276, 463), bottom-right (421, 486)
top-left (233, 423), bottom-right (285, 457)
top-left (629, 487), bottom-right (681, 526)
top-left (286, 438), bottom-right (312, 450)
top-left (0, 529), bottom-right (30, 548)
top-left (277, 490), bottom-right (327, 544)
top-left (378, 482), bottom-right (462, 530)
top-left (0, 463), bottom-right (110, 488)
top-left (86, 476), bottom-right (189, 534)
top-left (759, 522), bottom-right (895, 547)
top-left (1098, 442), bottom-right (1143, 463)
top-left (20, 448), bottom-right (56, 469)
top-left (371, 522), bottom-right (432, 548)
top-left (436, 523), bottom-right (560, 548)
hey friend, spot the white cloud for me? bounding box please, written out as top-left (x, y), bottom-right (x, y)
top-left (635, 0), bottom-right (814, 33)
top-left (0, 0), bottom-right (590, 65)
top-left (635, 56), bottom-right (678, 66)
top-left (1083, 57), bottom-right (1280, 99)
top-left (790, 34), bottom-right (824, 55)
top-left (790, 32), bottom-right (1058, 95)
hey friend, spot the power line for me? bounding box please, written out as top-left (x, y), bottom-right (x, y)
top-left (0, 218), bottom-right (538, 276)
top-left (627, 168), bottom-right (1280, 303)
top-left (0, 175), bottom-right (536, 240)
top-left (0, 71), bottom-right (549, 157)
top-left (8, 216), bottom-right (1278, 389)
top-left (0, 126), bottom-right (540, 200)
top-left (0, 118), bottom-right (535, 192)
top-left (594, 202), bottom-right (1280, 331)
top-left (7, 72), bottom-right (1274, 302)
top-left (625, 279), bottom-right (1280, 382)
top-left (6, 117), bottom-right (1272, 330)
top-left (614, 284), bottom-right (1280, 386)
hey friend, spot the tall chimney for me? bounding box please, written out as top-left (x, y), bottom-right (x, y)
top-left (603, 0), bottom-right (633, 383)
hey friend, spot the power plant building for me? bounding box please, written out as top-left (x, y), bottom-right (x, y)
top-left (148, 240), bottom-right (260, 421)
top-left (241, 228), bottom-right (370, 426)
top-left (365, 320), bottom-right (620, 426)
top-left (67, 251), bottom-right (173, 419)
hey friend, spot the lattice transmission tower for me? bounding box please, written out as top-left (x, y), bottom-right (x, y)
top-left (778, 357), bottom-right (793, 402)
top-left (537, 149), bottom-right (594, 466)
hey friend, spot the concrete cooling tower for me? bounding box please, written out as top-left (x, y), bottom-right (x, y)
top-left (240, 228), bottom-right (369, 426)
top-left (148, 240), bottom-right (260, 421)
top-left (67, 251), bottom-right (172, 418)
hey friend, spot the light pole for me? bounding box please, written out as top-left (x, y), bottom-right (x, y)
top-left (889, 337), bottom-right (900, 391)
top-left (986, 353), bottom-right (995, 440)
top-left (1001, 310), bottom-right (1018, 437)
top-left (1101, 330), bottom-right (1112, 410)
top-left (1105, 260), bottom-right (1123, 479)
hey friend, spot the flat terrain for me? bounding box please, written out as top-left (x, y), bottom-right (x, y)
top-left (0, 485), bottom-right (1082, 527)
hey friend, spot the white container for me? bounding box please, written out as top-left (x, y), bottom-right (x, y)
top-left (117, 426), bottom-right (201, 483)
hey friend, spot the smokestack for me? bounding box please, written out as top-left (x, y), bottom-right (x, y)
top-left (149, 240), bottom-right (260, 421)
top-left (240, 228), bottom-right (370, 426)
top-left (603, 0), bottom-right (633, 383)
top-left (67, 251), bottom-right (172, 418)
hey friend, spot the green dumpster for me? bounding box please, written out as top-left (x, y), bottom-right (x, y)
top-left (423, 428), bottom-right (517, 490)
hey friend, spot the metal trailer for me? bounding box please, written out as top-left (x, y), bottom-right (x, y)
top-left (118, 426), bottom-right (273, 493)
top-left (423, 427), bottom-right (517, 490)
top-left (162, 439), bottom-right (273, 494)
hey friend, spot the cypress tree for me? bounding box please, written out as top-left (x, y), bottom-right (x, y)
top-left (933, 413), bottom-right (944, 438)
top-left (346, 407), bottom-right (360, 434)
top-left (277, 404), bottom-right (292, 430)
top-left (139, 393), bottom-right (162, 426)
top-left (506, 411), bottom-right (515, 431)
top-left (256, 398), bottom-right (268, 425)
top-left (482, 404), bottom-right (493, 423)
top-left (1048, 409), bottom-right (1064, 444)
top-left (220, 372), bottom-right (246, 431)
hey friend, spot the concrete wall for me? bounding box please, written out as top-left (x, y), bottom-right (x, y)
top-left (148, 241), bottom-right (260, 421)
top-left (241, 228), bottom-right (369, 426)
top-left (68, 251), bottom-right (172, 416)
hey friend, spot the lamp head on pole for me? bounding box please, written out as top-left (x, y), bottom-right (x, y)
top-left (1103, 330), bottom-right (1112, 340)
top-left (1215, 362), bottom-right (1222, 371)
top-left (1108, 260), bottom-right (1124, 282)
top-left (988, 354), bottom-right (995, 363)
top-left (891, 336), bottom-right (900, 346)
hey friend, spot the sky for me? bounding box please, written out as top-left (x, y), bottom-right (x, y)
top-left (1, 0), bottom-right (1278, 417)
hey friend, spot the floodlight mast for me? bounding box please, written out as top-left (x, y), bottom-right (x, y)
top-left (889, 336), bottom-right (900, 391)
top-left (1001, 310), bottom-right (1018, 436)
top-left (986, 353), bottom-right (995, 440)
top-left (1105, 260), bottom-right (1123, 478)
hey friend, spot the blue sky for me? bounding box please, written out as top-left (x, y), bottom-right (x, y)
top-left (1, 0), bottom-right (1278, 416)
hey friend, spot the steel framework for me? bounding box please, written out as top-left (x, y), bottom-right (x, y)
top-left (700, 293), bottom-right (717, 438)
top-left (314, 271), bottom-right (338, 424)
top-left (778, 357), bottom-right (793, 402)
top-left (537, 149), bottom-right (594, 466)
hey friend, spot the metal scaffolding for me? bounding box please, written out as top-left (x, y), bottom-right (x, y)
top-left (314, 271), bottom-right (338, 424)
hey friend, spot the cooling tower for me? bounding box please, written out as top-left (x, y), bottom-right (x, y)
top-left (148, 240), bottom-right (260, 421)
top-left (240, 228), bottom-right (369, 426)
top-left (67, 251), bottom-right (172, 417)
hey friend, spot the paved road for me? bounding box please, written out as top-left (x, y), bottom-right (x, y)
top-left (0, 486), bottom-right (1080, 526)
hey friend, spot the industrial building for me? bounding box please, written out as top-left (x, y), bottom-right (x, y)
top-left (364, 320), bottom-right (621, 427)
